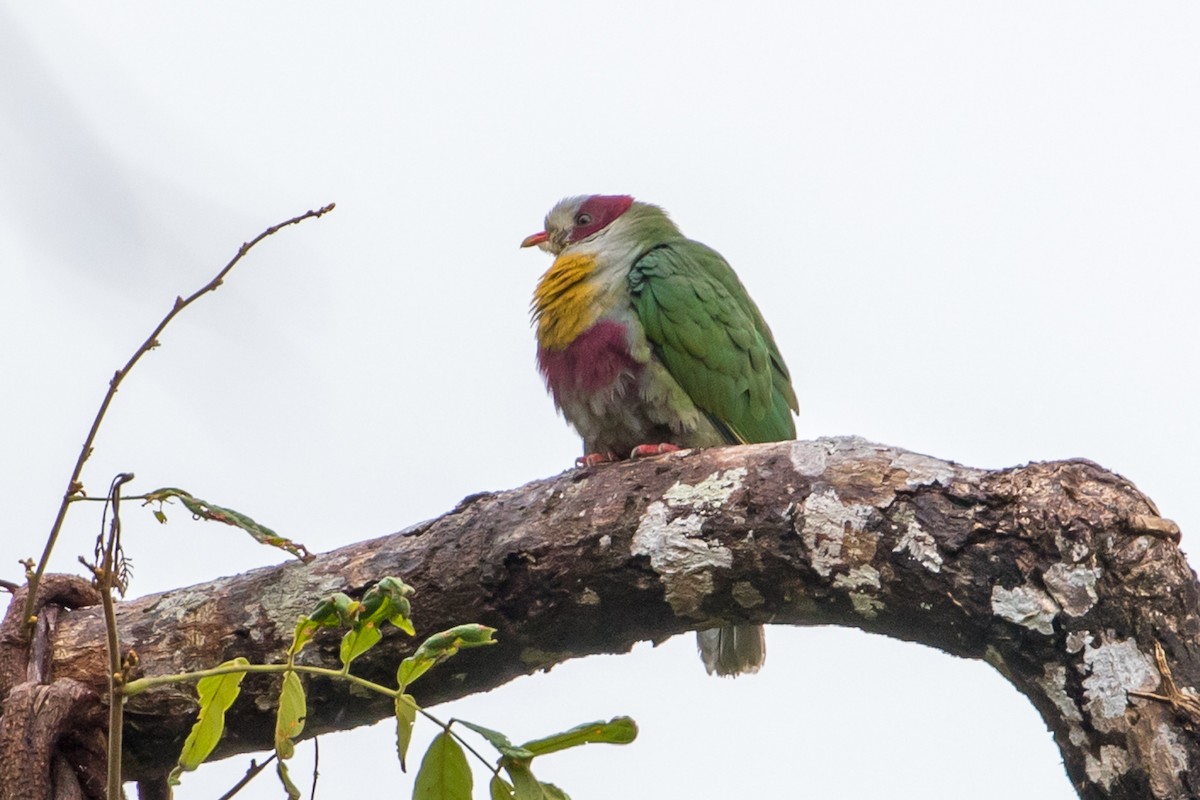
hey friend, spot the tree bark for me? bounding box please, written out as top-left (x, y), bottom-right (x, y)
top-left (2, 437), bottom-right (1197, 798)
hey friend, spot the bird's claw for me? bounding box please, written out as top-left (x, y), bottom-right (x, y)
top-left (575, 444), bottom-right (681, 468)
top-left (630, 443), bottom-right (682, 459)
top-left (576, 452), bottom-right (619, 468)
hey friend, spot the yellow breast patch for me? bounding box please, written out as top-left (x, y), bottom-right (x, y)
top-left (532, 253), bottom-right (602, 351)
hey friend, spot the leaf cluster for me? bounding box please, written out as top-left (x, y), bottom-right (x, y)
top-left (163, 577), bottom-right (636, 799)
top-left (436, 717), bottom-right (638, 800)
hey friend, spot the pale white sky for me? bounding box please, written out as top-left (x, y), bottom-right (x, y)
top-left (2, 3), bottom-right (1198, 798)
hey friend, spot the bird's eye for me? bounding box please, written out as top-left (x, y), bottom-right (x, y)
top-left (575, 213), bottom-right (593, 226)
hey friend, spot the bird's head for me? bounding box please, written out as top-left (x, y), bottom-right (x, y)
top-left (520, 194), bottom-right (635, 255)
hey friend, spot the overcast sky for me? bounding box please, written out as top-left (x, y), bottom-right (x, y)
top-left (3, 3), bottom-right (1198, 798)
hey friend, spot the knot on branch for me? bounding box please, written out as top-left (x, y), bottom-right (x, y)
top-left (977, 459), bottom-right (1185, 600)
top-left (1, 574), bottom-right (101, 692)
top-left (0, 576), bottom-right (107, 799)
top-left (0, 678), bottom-right (107, 800)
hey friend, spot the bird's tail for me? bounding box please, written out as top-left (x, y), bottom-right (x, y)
top-left (697, 624), bottom-right (765, 677)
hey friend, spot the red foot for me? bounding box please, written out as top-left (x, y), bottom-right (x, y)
top-left (576, 452), bottom-right (619, 468)
top-left (630, 443), bottom-right (682, 459)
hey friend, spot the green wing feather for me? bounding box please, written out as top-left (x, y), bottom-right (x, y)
top-left (629, 240), bottom-right (798, 444)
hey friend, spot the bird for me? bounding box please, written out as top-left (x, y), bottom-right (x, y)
top-left (521, 194), bottom-right (798, 676)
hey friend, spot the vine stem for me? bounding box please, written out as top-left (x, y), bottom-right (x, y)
top-left (215, 753), bottom-right (277, 800)
top-left (101, 472), bottom-right (135, 800)
top-left (22, 203), bottom-right (335, 635)
top-left (124, 662), bottom-right (374, 697)
top-left (123, 661), bottom-right (502, 778)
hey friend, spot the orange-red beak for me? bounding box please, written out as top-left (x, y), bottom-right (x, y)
top-left (520, 231), bottom-right (549, 248)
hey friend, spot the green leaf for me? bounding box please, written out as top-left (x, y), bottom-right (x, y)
top-left (328, 592), bottom-right (359, 624)
top-left (502, 760), bottom-right (542, 800)
top-left (391, 602), bottom-right (417, 636)
top-left (399, 624), bottom-right (497, 691)
top-left (339, 621), bottom-right (382, 668)
top-left (359, 576), bottom-right (417, 634)
top-left (413, 731), bottom-right (472, 800)
top-left (288, 617), bottom-right (321, 657)
top-left (376, 575), bottom-right (414, 597)
top-left (457, 720), bottom-right (534, 761)
top-left (489, 775), bottom-right (515, 800)
top-left (540, 783), bottom-right (571, 800)
top-left (395, 693), bottom-right (418, 772)
top-left (275, 671), bottom-right (306, 760)
top-left (290, 590), bottom-right (374, 657)
top-left (143, 487), bottom-right (314, 563)
top-left (520, 717), bottom-right (638, 756)
top-left (296, 595), bottom-right (346, 634)
top-left (169, 658), bottom-right (250, 784)
top-left (397, 653), bottom-right (435, 691)
top-left (276, 759), bottom-right (302, 800)
top-left (415, 623), bottom-right (498, 657)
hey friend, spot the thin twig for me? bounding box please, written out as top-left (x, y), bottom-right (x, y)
top-left (215, 753), bottom-right (278, 800)
top-left (445, 719), bottom-right (504, 779)
top-left (309, 736), bottom-right (320, 800)
top-left (23, 203), bottom-right (336, 634)
top-left (71, 494), bottom-right (158, 503)
top-left (102, 472), bottom-right (136, 800)
top-left (123, 661), bottom-right (387, 696)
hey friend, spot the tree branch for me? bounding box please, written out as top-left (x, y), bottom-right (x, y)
top-left (10, 438), bottom-right (1198, 799)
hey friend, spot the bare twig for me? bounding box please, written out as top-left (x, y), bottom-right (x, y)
top-left (309, 737), bottom-right (320, 800)
top-left (101, 472), bottom-right (135, 800)
top-left (23, 203), bottom-right (336, 634)
top-left (215, 753), bottom-right (277, 800)
top-left (446, 720), bottom-right (504, 780)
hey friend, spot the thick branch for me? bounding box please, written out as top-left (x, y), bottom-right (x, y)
top-left (9, 437), bottom-right (1199, 798)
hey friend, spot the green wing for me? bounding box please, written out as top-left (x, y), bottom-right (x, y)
top-left (629, 240), bottom-right (798, 444)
